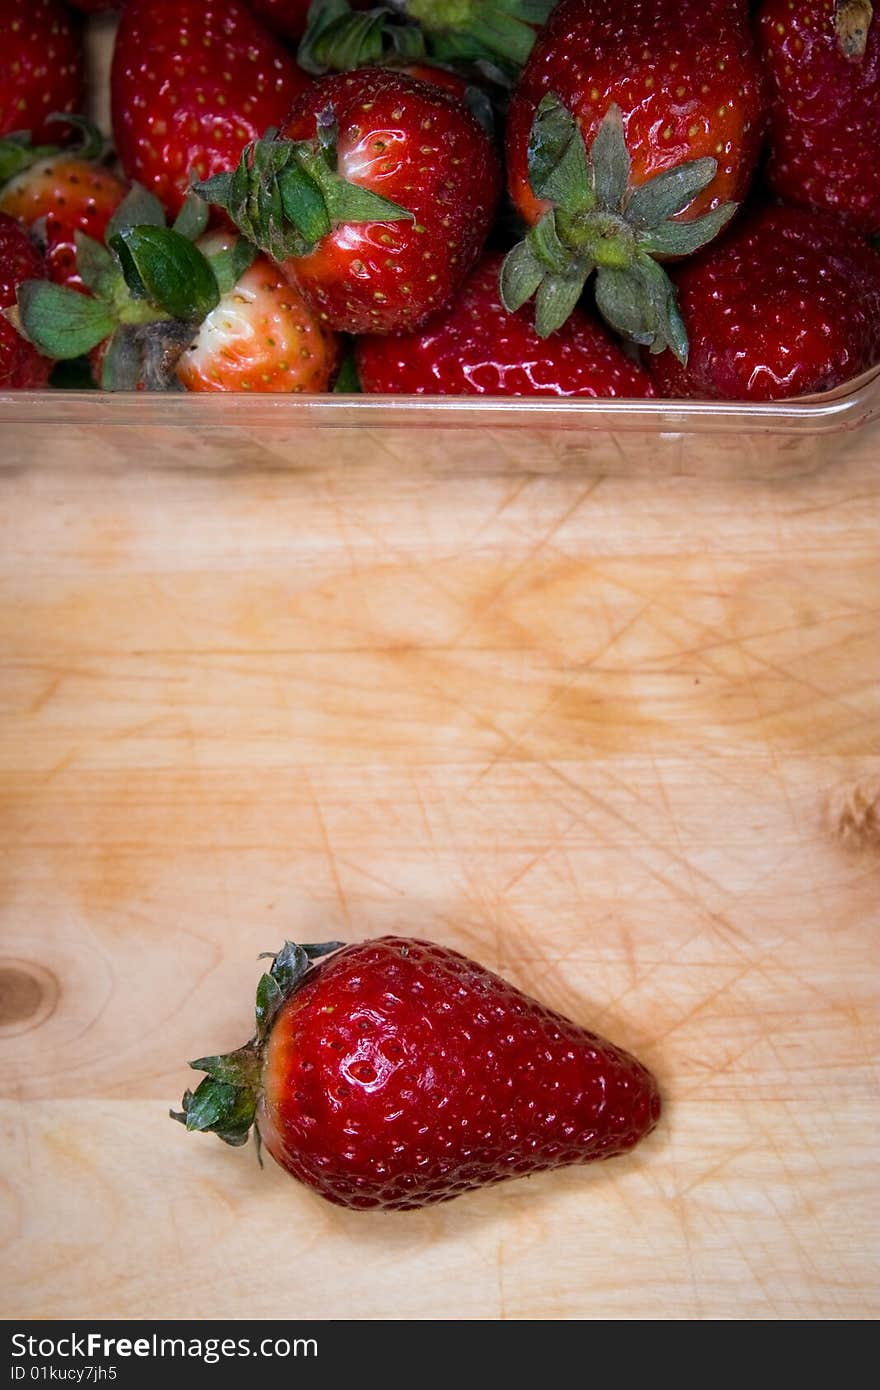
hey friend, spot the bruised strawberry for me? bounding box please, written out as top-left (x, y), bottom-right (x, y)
top-left (357, 253), bottom-right (655, 397)
top-left (757, 0), bottom-right (880, 235)
top-left (0, 0), bottom-right (84, 145)
top-left (0, 212), bottom-right (53, 388)
top-left (647, 205), bottom-right (880, 401)
top-left (0, 132), bottom-right (128, 293)
top-left (172, 937), bottom-right (661, 1211)
top-left (198, 68), bottom-right (500, 334)
top-left (111, 0), bottom-right (313, 218)
top-left (176, 231), bottom-right (339, 392)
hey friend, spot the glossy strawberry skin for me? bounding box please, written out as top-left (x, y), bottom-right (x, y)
top-left (648, 205), bottom-right (880, 401)
top-left (176, 235), bottom-right (339, 392)
top-left (507, 0), bottom-right (767, 228)
top-left (757, 0), bottom-right (880, 235)
top-left (0, 157), bottom-right (128, 293)
top-left (257, 937), bottom-right (661, 1211)
top-left (111, 0), bottom-right (313, 217)
top-left (0, 212), bottom-right (53, 388)
top-left (357, 254), bottom-right (656, 397)
top-left (279, 69), bottom-right (500, 334)
top-left (0, 0), bottom-right (84, 145)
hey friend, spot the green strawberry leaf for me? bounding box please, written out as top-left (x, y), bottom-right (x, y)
top-left (626, 158), bottom-right (719, 229)
top-left (594, 264), bottom-right (656, 346)
top-left (527, 93), bottom-right (591, 208)
top-left (110, 226), bottom-right (220, 322)
top-left (73, 231), bottom-right (119, 299)
top-left (499, 239), bottom-right (545, 313)
top-left (205, 237), bottom-right (258, 296)
top-left (534, 269), bottom-right (588, 338)
top-left (0, 133), bottom-right (56, 185)
top-left (254, 971), bottom-right (283, 1040)
top-left (279, 164), bottom-right (332, 246)
top-left (590, 105), bottom-right (631, 213)
top-left (172, 190), bottom-right (210, 242)
top-left (105, 183), bottom-right (167, 244)
top-left (15, 280), bottom-right (115, 359)
top-left (636, 201), bottom-right (736, 257)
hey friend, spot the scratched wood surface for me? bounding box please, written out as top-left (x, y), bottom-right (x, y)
top-left (1, 426), bottom-right (878, 1322)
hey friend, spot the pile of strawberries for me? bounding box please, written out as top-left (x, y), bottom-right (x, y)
top-left (1, 0), bottom-right (879, 400)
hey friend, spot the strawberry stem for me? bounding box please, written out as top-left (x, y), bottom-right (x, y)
top-left (500, 96), bottom-right (738, 355)
top-left (171, 940), bottom-right (344, 1153)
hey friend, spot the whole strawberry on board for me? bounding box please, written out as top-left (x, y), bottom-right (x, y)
top-left (176, 231), bottom-right (340, 392)
top-left (0, 120), bottom-right (128, 294)
top-left (0, 212), bottom-right (53, 388)
top-left (198, 68), bottom-right (501, 333)
top-left (647, 205), bottom-right (880, 401)
top-left (172, 937), bottom-right (661, 1210)
top-left (297, 0), bottom-right (554, 84)
top-left (0, 0), bottom-right (84, 145)
top-left (757, 0), bottom-right (880, 236)
top-left (501, 0), bottom-right (767, 349)
top-left (111, 0), bottom-right (314, 218)
top-left (357, 253), bottom-right (656, 397)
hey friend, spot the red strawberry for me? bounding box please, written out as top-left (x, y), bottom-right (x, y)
top-left (757, 0), bottom-right (880, 235)
top-left (200, 68), bottom-right (500, 333)
top-left (175, 231), bottom-right (339, 391)
top-left (499, 0), bottom-right (767, 351)
top-left (0, 0), bottom-right (84, 145)
top-left (647, 204), bottom-right (880, 401)
top-left (0, 212), bottom-right (53, 388)
top-left (508, 0), bottom-right (766, 228)
top-left (111, 0), bottom-right (313, 217)
top-left (173, 937), bottom-right (661, 1210)
top-left (357, 253), bottom-right (656, 397)
top-left (0, 152), bottom-right (127, 293)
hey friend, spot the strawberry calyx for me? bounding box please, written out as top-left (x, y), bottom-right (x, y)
top-left (0, 114), bottom-right (105, 187)
top-left (171, 940), bottom-right (343, 1152)
top-left (8, 184), bottom-right (255, 389)
top-left (299, 0), bottom-right (552, 81)
top-left (500, 96), bottom-right (738, 357)
top-left (835, 0), bottom-right (873, 60)
top-left (194, 110), bottom-right (414, 264)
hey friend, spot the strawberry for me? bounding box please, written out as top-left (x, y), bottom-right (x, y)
top-left (198, 68), bottom-right (500, 333)
top-left (111, 0), bottom-right (313, 218)
top-left (0, 124), bottom-right (128, 293)
top-left (500, 0), bottom-right (767, 349)
top-left (0, 0), bottom-right (84, 145)
top-left (0, 212), bottom-right (53, 388)
top-left (647, 204), bottom-right (880, 401)
top-left (357, 253), bottom-right (656, 397)
top-left (757, 0), bottom-right (880, 236)
top-left (175, 230), bottom-right (340, 391)
top-left (12, 184), bottom-right (229, 390)
top-left (173, 938), bottom-right (661, 1210)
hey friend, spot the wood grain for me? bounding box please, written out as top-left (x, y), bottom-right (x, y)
top-left (1, 436), bottom-right (878, 1320)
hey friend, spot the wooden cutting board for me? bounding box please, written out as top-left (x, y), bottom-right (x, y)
top-left (1, 434), bottom-right (878, 1321)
